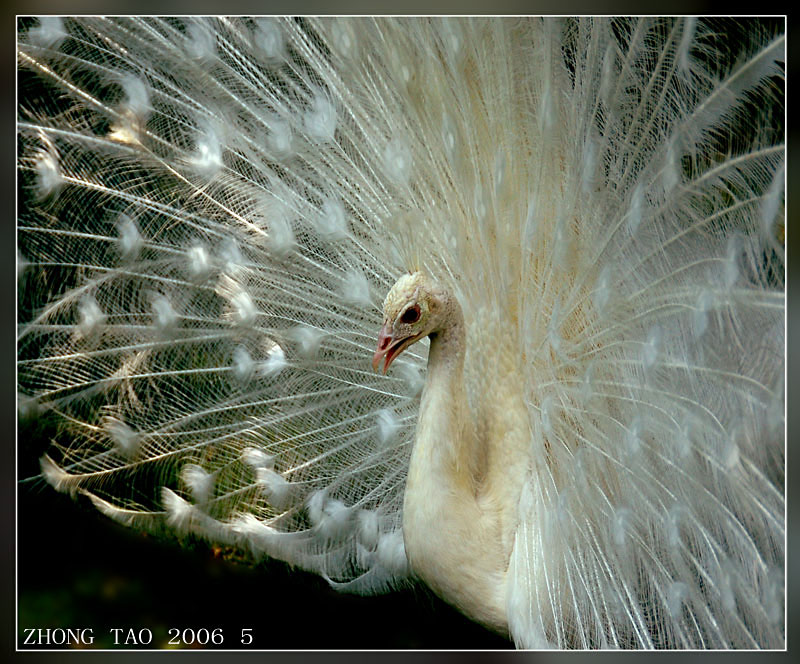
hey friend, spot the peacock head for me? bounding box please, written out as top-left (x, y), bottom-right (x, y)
top-left (372, 272), bottom-right (442, 374)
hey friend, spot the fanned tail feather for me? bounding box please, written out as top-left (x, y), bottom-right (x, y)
top-left (18, 17), bottom-right (784, 648)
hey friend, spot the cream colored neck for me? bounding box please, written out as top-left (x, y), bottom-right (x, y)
top-left (402, 293), bottom-right (510, 635)
top-left (422, 309), bottom-right (487, 483)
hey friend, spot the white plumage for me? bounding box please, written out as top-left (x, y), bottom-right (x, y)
top-left (17, 17), bottom-right (784, 649)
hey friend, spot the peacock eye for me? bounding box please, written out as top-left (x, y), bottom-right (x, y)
top-left (400, 305), bottom-right (420, 324)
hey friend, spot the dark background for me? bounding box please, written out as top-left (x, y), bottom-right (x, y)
top-left (17, 466), bottom-right (513, 650)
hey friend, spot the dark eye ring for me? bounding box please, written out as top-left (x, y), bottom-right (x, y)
top-left (400, 305), bottom-right (420, 324)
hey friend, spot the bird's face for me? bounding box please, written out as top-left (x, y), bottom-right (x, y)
top-left (372, 272), bottom-right (438, 374)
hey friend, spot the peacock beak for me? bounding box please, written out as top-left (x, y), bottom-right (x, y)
top-left (372, 322), bottom-right (394, 374)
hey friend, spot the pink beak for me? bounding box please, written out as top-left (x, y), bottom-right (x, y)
top-left (372, 322), bottom-right (395, 374)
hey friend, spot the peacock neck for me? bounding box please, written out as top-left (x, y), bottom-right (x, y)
top-left (427, 322), bottom-right (464, 372)
top-left (402, 292), bottom-right (510, 634)
top-left (426, 316), bottom-right (465, 392)
top-left (418, 294), bottom-right (473, 475)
